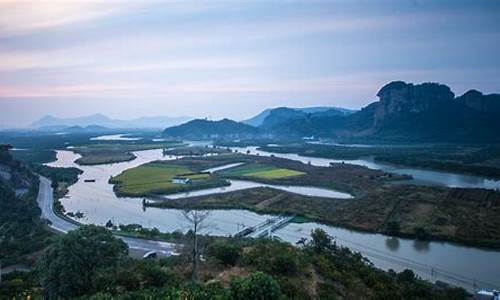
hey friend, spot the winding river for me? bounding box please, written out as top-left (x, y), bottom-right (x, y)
top-left (46, 148), bottom-right (500, 291)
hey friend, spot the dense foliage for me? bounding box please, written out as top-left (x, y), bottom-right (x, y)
top-left (0, 145), bottom-right (52, 265)
top-left (36, 225), bottom-right (128, 299)
top-left (1, 224), bottom-right (468, 299)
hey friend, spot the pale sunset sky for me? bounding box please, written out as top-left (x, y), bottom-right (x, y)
top-left (0, 0), bottom-right (499, 127)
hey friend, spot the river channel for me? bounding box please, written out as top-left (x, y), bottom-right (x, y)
top-left (46, 148), bottom-right (500, 291)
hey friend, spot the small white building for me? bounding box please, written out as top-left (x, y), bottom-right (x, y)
top-left (172, 177), bottom-right (192, 185)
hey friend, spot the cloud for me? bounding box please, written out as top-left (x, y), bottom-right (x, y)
top-left (0, 83), bottom-right (145, 98)
top-left (0, 1), bottom-right (148, 37)
top-left (90, 57), bottom-right (262, 73)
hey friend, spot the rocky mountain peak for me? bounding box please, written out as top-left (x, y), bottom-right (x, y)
top-left (456, 89), bottom-right (500, 115)
top-left (373, 81), bottom-right (454, 126)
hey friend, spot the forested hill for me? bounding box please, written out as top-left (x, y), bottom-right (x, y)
top-left (163, 118), bottom-right (262, 140)
top-left (0, 144), bottom-right (51, 265)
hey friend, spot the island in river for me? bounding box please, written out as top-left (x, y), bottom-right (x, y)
top-left (106, 151), bottom-right (500, 250)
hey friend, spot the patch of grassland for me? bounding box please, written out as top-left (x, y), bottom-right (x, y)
top-left (222, 163), bottom-right (305, 179)
top-left (73, 142), bottom-right (179, 165)
top-left (110, 161), bottom-right (228, 197)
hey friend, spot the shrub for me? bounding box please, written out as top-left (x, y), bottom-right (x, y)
top-left (207, 240), bottom-right (241, 266)
top-left (230, 272), bottom-right (281, 300)
top-left (386, 221), bottom-right (400, 234)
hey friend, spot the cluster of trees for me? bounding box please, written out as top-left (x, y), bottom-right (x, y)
top-left (33, 165), bottom-right (82, 189)
top-left (1, 224), bottom-right (468, 299)
top-left (0, 145), bottom-right (52, 266)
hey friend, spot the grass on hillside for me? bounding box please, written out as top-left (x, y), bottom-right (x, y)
top-left (222, 163), bottom-right (305, 179)
top-left (110, 161), bottom-right (227, 197)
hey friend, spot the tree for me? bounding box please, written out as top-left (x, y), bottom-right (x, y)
top-left (37, 225), bottom-right (128, 299)
top-left (309, 228), bottom-right (336, 254)
top-left (207, 240), bottom-right (241, 266)
top-left (386, 221), bottom-right (401, 235)
top-left (181, 210), bottom-right (211, 282)
top-left (230, 272), bottom-right (282, 300)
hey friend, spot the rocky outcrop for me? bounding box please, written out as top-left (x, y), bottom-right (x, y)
top-left (456, 89), bottom-right (500, 116)
top-left (373, 81), bottom-right (454, 127)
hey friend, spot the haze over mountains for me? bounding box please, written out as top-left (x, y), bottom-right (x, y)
top-left (164, 81), bottom-right (500, 143)
top-left (30, 114), bottom-right (191, 130)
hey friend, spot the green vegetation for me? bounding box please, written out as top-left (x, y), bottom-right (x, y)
top-left (114, 223), bottom-right (184, 241)
top-left (37, 225), bottom-right (129, 298)
top-left (169, 153), bottom-right (399, 196)
top-left (148, 183), bottom-right (500, 249)
top-left (32, 164), bottom-right (82, 199)
top-left (221, 163), bottom-right (305, 179)
top-left (110, 161), bottom-right (229, 197)
top-left (10, 148), bottom-right (57, 164)
top-left (257, 142), bottom-right (500, 179)
top-left (229, 272), bottom-right (282, 299)
top-left (73, 142), bottom-right (180, 165)
top-left (1, 225), bottom-right (467, 299)
top-left (0, 145), bottom-right (53, 266)
top-left (163, 145), bottom-right (230, 156)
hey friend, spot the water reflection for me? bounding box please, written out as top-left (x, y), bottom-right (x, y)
top-left (385, 237), bottom-right (400, 251)
top-left (413, 240), bottom-right (431, 253)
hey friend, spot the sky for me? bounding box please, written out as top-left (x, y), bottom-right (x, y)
top-left (0, 0), bottom-right (499, 127)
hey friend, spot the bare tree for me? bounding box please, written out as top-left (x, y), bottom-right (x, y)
top-left (181, 210), bottom-right (211, 282)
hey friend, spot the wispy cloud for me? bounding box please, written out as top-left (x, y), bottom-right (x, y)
top-left (0, 83), bottom-right (145, 98)
top-left (0, 1), bottom-right (148, 37)
top-left (0, 1), bottom-right (499, 127)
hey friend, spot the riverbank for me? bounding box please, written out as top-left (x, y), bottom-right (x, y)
top-left (148, 183), bottom-right (500, 249)
top-left (108, 153), bottom-right (386, 198)
top-left (109, 160), bottom-right (231, 197)
top-left (42, 147), bottom-right (500, 290)
top-left (254, 143), bottom-right (500, 180)
top-left (72, 141), bottom-right (180, 165)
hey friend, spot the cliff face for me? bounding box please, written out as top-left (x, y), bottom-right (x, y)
top-left (334, 81), bottom-right (500, 142)
top-left (162, 81), bottom-right (500, 142)
top-left (373, 81), bottom-right (455, 127)
top-left (456, 89), bottom-right (500, 116)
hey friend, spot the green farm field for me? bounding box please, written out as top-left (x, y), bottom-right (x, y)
top-left (222, 163), bottom-right (305, 179)
top-left (110, 161), bottom-right (227, 196)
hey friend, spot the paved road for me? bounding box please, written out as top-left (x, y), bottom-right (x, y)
top-left (37, 176), bottom-right (178, 256)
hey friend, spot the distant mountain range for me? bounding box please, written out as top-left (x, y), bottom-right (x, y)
top-left (30, 114), bottom-right (191, 129)
top-left (163, 81), bottom-right (500, 142)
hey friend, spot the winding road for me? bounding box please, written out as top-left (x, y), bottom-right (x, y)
top-left (37, 176), bottom-right (178, 256)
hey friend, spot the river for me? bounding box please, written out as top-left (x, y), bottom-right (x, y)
top-left (46, 148), bottom-right (500, 291)
top-left (229, 146), bottom-right (500, 190)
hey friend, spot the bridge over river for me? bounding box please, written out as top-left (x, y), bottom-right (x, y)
top-left (235, 215), bottom-right (295, 239)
